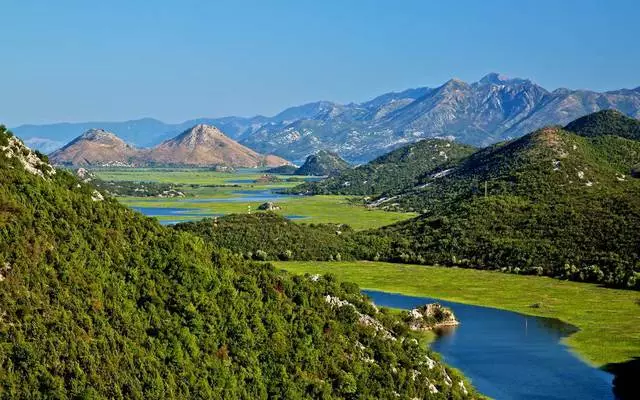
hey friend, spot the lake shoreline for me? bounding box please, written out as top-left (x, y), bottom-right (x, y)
top-left (275, 260), bottom-right (640, 369)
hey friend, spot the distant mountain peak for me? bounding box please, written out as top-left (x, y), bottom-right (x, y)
top-left (169, 124), bottom-right (227, 149)
top-left (440, 78), bottom-right (470, 91)
top-left (478, 72), bottom-right (531, 86)
top-left (50, 129), bottom-right (137, 167)
top-left (80, 128), bottom-right (121, 142)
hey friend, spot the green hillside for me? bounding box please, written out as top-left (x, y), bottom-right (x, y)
top-left (294, 150), bottom-right (350, 176)
top-left (373, 124), bottom-right (640, 288)
top-left (0, 126), bottom-right (473, 398)
top-left (565, 109), bottom-right (640, 141)
top-left (291, 139), bottom-right (476, 196)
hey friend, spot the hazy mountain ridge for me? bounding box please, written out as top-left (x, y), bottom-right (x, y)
top-left (13, 74), bottom-right (640, 163)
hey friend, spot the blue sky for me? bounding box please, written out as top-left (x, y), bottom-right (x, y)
top-left (1, 0), bottom-right (639, 126)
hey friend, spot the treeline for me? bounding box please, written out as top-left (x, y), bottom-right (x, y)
top-left (174, 213), bottom-right (370, 262)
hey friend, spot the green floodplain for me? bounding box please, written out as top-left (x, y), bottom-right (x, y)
top-left (93, 168), bottom-right (417, 230)
top-left (96, 167), bottom-right (640, 368)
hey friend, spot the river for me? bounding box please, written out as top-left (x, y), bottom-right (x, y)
top-left (363, 290), bottom-right (615, 400)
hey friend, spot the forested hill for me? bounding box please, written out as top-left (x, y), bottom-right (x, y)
top-left (293, 150), bottom-right (351, 176)
top-left (290, 139), bottom-right (476, 196)
top-left (0, 125), bottom-right (473, 398)
top-left (374, 118), bottom-right (640, 289)
top-left (565, 109), bottom-right (640, 141)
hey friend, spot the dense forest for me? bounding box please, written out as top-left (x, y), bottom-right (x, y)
top-left (290, 139), bottom-right (475, 196)
top-left (0, 126), bottom-right (473, 398)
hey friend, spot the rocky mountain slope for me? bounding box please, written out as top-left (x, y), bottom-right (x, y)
top-left (243, 74), bottom-right (640, 162)
top-left (0, 125), bottom-right (474, 398)
top-left (293, 150), bottom-right (350, 176)
top-left (15, 73), bottom-right (640, 163)
top-left (49, 128), bottom-right (139, 167)
top-left (139, 124), bottom-right (290, 167)
top-left (49, 125), bottom-right (290, 168)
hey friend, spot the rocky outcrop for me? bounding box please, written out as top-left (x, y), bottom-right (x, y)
top-left (257, 202), bottom-right (281, 211)
top-left (324, 295), bottom-right (396, 340)
top-left (407, 303), bottom-right (459, 331)
top-left (1, 135), bottom-right (56, 178)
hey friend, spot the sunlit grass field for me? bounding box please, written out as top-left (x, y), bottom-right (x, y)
top-left (275, 260), bottom-right (640, 368)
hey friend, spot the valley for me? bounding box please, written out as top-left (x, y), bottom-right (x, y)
top-left (4, 2), bottom-right (640, 398)
top-left (93, 168), bottom-right (417, 230)
top-left (72, 110), bottom-right (639, 398)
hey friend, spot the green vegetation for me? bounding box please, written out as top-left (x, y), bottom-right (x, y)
top-left (151, 113), bottom-right (640, 290)
top-left (174, 213), bottom-right (363, 262)
top-left (291, 139), bottom-right (476, 196)
top-left (275, 261), bottom-right (640, 367)
top-left (0, 126), bottom-right (474, 398)
top-left (93, 168), bottom-right (301, 188)
top-left (265, 165), bottom-right (298, 175)
top-left (122, 194), bottom-right (416, 231)
top-left (365, 127), bottom-right (640, 289)
top-left (294, 150), bottom-right (350, 176)
top-left (565, 109), bottom-right (640, 141)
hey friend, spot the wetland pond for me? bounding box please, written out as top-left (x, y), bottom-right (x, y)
top-left (131, 189), bottom-right (307, 224)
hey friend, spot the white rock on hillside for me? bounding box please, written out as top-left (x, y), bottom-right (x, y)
top-left (1, 136), bottom-right (56, 178)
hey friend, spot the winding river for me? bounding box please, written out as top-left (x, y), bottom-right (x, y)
top-left (363, 290), bottom-right (615, 400)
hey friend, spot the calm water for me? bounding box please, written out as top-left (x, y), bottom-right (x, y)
top-left (132, 205), bottom-right (307, 224)
top-left (175, 189), bottom-right (293, 203)
top-left (131, 206), bottom-right (211, 217)
top-left (363, 290), bottom-right (614, 400)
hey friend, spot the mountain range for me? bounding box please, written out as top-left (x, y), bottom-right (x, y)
top-left (12, 73), bottom-right (640, 163)
top-left (49, 125), bottom-right (290, 168)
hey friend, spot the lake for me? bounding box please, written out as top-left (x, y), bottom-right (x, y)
top-left (363, 290), bottom-right (615, 400)
top-left (132, 205), bottom-right (307, 224)
top-left (175, 189), bottom-right (294, 203)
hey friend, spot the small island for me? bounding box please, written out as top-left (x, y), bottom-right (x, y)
top-left (406, 303), bottom-right (459, 331)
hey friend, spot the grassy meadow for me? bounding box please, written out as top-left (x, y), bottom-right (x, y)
top-left (275, 260), bottom-right (640, 367)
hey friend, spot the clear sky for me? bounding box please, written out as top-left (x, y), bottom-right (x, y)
top-left (1, 0), bottom-right (639, 126)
